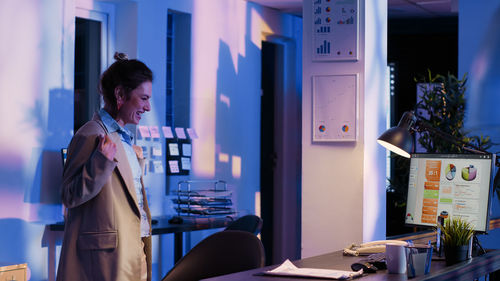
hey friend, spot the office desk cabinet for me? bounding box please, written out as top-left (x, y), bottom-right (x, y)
top-left (0, 263), bottom-right (27, 281)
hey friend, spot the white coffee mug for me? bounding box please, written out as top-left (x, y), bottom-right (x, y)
top-left (386, 243), bottom-right (407, 274)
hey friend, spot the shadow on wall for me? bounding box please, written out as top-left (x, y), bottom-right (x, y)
top-left (0, 87), bottom-right (72, 279)
top-left (46, 88), bottom-right (74, 149)
top-left (23, 88), bottom-right (73, 220)
top-left (0, 87), bottom-right (71, 219)
top-left (186, 9), bottom-right (265, 260)
top-left (184, 38), bottom-right (260, 263)
top-left (214, 39), bottom-right (261, 215)
top-left (24, 149), bottom-right (64, 206)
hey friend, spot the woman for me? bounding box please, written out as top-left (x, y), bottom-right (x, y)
top-left (57, 52), bottom-right (154, 281)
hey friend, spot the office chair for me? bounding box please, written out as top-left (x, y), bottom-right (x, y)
top-left (224, 215), bottom-right (263, 235)
top-left (161, 230), bottom-right (265, 281)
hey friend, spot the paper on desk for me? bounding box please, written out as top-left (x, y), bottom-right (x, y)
top-left (264, 259), bottom-right (363, 279)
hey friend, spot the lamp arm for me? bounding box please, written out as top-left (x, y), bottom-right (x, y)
top-left (413, 118), bottom-right (489, 155)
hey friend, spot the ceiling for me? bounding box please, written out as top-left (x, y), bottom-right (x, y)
top-left (248, 0), bottom-right (458, 18)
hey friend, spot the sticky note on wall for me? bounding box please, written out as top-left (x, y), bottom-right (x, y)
top-left (162, 126), bottom-right (174, 138)
top-left (175, 127), bottom-right (186, 139)
top-left (138, 126), bottom-right (151, 138)
top-left (168, 160), bottom-right (179, 173)
top-left (149, 126), bottom-right (160, 138)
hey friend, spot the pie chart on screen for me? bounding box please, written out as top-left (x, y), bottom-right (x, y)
top-left (445, 164), bottom-right (456, 180)
top-left (461, 165), bottom-right (477, 181)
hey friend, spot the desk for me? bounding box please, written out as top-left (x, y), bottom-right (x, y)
top-left (48, 216), bottom-right (232, 262)
top-left (46, 216), bottom-right (232, 281)
top-left (201, 249), bottom-right (500, 281)
top-left (149, 216), bottom-right (233, 262)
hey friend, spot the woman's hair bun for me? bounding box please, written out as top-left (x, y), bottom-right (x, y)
top-left (114, 52), bottom-right (128, 61)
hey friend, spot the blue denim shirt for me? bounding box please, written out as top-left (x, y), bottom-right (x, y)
top-left (99, 109), bottom-right (150, 237)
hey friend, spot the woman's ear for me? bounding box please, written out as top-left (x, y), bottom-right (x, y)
top-left (114, 86), bottom-right (124, 110)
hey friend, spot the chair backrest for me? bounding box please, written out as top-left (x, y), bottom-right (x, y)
top-left (161, 230), bottom-right (265, 281)
top-left (224, 215), bottom-right (263, 235)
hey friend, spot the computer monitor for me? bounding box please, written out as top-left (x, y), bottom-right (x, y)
top-left (405, 153), bottom-right (495, 233)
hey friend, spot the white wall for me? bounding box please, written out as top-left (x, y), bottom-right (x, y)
top-left (301, 0), bottom-right (387, 258)
top-left (136, 0), bottom-right (302, 277)
top-left (460, 0), bottom-right (500, 138)
top-left (0, 0), bottom-right (302, 280)
top-left (363, 0), bottom-right (388, 243)
top-left (134, 0), bottom-right (301, 216)
top-left (0, 0), bottom-right (74, 280)
top-left (460, 0), bottom-right (500, 250)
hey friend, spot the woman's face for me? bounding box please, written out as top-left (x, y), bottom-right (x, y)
top-left (116, 81), bottom-right (152, 126)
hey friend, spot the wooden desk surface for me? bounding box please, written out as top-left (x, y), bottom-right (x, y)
top-left (151, 216), bottom-right (232, 235)
top-left (202, 249), bottom-right (500, 281)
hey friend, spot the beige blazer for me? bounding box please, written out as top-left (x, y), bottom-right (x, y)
top-left (57, 114), bottom-right (152, 281)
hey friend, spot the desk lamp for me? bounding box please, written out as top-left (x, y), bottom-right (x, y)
top-left (377, 110), bottom-right (497, 257)
top-left (377, 111), bottom-right (488, 157)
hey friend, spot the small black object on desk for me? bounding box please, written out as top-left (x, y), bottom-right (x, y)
top-left (168, 216), bottom-right (184, 224)
top-left (351, 262), bottom-right (378, 273)
top-left (351, 253), bottom-right (387, 273)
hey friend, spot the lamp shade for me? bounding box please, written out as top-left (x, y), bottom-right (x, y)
top-left (377, 126), bottom-right (413, 158)
top-left (378, 111), bottom-right (417, 158)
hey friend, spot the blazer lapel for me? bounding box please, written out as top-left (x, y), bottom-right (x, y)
top-left (109, 131), bottom-right (141, 216)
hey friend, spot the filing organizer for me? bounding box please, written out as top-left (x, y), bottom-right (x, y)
top-left (172, 180), bottom-right (235, 217)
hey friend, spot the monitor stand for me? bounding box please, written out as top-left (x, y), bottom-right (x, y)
top-left (436, 216), bottom-right (444, 257)
top-left (471, 234), bottom-right (486, 257)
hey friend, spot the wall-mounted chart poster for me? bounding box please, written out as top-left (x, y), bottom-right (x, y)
top-left (312, 0), bottom-right (358, 61)
top-left (312, 74), bottom-right (357, 142)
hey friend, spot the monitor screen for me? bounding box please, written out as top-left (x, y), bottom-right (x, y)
top-left (405, 153), bottom-right (495, 233)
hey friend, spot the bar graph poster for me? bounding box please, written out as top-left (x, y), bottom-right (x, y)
top-left (312, 0), bottom-right (358, 61)
top-left (312, 74), bottom-right (357, 142)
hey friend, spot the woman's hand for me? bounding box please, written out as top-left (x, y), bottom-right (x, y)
top-left (132, 145), bottom-right (144, 159)
top-left (99, 134), bottom-right (117, 161)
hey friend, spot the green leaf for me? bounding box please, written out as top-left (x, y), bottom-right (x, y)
top-left (439, 217), bottom-right (474, 246)
top-left (414, 71), bottom-right (492, 153)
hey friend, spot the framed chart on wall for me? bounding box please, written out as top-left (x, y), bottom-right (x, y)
top-left (312, 0), bottom-right (359, 61)
top-left (312, 74), bottom-right (358, 142)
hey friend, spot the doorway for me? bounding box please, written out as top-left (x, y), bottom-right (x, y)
top-left (74, 17), bottom-right (101, 132)
top-left (260, 41), bottom-right (277, 265)
top-left (261, 40), bottom-right (302, 265)
top-left (73, 4), bottom-right (112, 133)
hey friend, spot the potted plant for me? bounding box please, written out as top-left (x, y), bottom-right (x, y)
top-left (439, 217), bottom-right (475, 265)
top-left (414, 71), bottom-right (492, 154)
